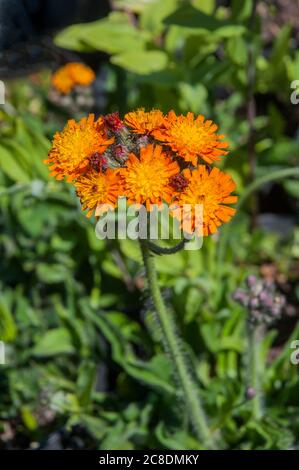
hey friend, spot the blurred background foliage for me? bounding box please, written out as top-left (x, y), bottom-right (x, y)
top-left (0, 0), bottom-right (299, 450)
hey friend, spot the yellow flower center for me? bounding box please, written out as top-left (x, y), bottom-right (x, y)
top-left (121, 144), bottom-right (179, 210)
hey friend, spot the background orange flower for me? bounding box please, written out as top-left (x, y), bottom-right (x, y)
top-left (51, 62), bottom-right (95, 94)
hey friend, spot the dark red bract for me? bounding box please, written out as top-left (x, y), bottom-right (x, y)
top-left (104, 112), bottom-right (124, 132)
top-left (115, 144), bottom-right (127, 159)
top-left (169, 173), bottom-right (189, 192)
top-left (89, 152), bottom-right (107, 172)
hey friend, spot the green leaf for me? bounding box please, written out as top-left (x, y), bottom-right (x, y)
top-left (285, 50), bottom-right (299, 82)
top-left (164, 4), bottom-right (246, 38)
top-left (32, 328), bottom-right (75, 357)
top-left (55, 13), bottom-right (149, 54)
top-left (200, 323), bottom-right (220, 353)
top-left (262, 140), bottom-right (299, 165)
top-left (283, 180), bottom-right (299, 199)
top-left (55, 24), bottom-right (95, 52)
top-left (140, 0), bottom-right (178, 35)
top-left (111, 50), bottom-right (168, 75)
top-left (156, 422), bottom-right (202, 450)
top-left (36, 263), bottom-right (69, 284)
top-left (134, 69), bottom-right (182, 87)
top-left (81, 415), bottom-right (107, 440)
top-left (14, 118), bottom-right (50, 180)
top-left (120, 238), bottom-right (141, 263)
top-left (21, 406), bottom-right (38, 431)
top-left (226, 37), bottom-right (247, 65)
top-left (81, 304), bottom-right (175, 394)
top-left (100, 421), bottom-right (134, 450)
top-left (220, 336), bottom-right (244, 353)
top-left (0, 299), bottom-right (17, 342)
top-left (0, 144), bottom-right (31, 183)
top-left (155, 251), bottom-right (185, 274)
top-left (76, 360), bottom-right (97, 407)
top-left (231, 0), bottom-right (253, 21)
top-left (179, 82), bottom-right (208, 114)
top-left (50, 391), bottom-right (80, 414)
top-left (192, 0), bottom-right (215, 15)
top-left (269, 24), bottom-right (292, 70)
top-left (164, 5), bottom-right (220, 29)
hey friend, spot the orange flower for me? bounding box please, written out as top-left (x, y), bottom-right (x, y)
top-left (51, 67), bottom-right (73, 94)
top-left (67, 63), bottom-right (96, 86)
top-left (120, 144), bottom-right (179, 210)
top-left (154, 111), bottom-right (229, 166)
top-left (75, 169), bottom-right (122, 217)
top-left (124, 108), bottom-right (165, 135)
top-left (171, 166), bottom-right (237, 236)
top-left (44, 114), bottom-right (114, 182)
top-left (51, 62), bottom-right (95, 94)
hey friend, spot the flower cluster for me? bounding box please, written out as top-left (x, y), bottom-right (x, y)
top-left (44, 109), bottom-right (238, 236)
top-left (51, 62), bottom-right (96, 95)
top-left (233, 275), bottom-right (286, 327)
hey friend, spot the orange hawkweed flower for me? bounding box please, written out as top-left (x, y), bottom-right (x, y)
top-left (124, 108), bottom-right (165, 135)
top-left (154, 111), bottom-right (229, 166)
top-left (67, 63), bottom-right (96, 86)
top-left (171, 166), bottom-right (237, 236)
top-left (120, 144), bottom-right (179, 210)
top-left (51, 67), bottom-right (73, 94)
top-left (51, 62), bottom-right (95, 94)
top-left (45, 114), bottom-right (114, 182)
top-left (75, 169), bottom-right (121, 217)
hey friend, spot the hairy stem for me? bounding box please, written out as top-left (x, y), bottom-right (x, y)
top-left (139, 238), bottom-right (215, 448)
top-left (248, 325), bottom-right (264, 420)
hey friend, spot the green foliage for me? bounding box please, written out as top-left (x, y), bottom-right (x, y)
top-left (111, 51), bottom-right (169, 75)
top-left (55, 12), bottom-right (151, 54)
top-left (0, 0), bottom-right (299, 451)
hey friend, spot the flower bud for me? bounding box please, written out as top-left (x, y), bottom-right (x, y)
top-left (104, 112), bottom-right (125, 132)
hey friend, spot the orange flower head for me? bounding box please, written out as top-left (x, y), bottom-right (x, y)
top-left (44, 114), bottom-right (114, 182)
top-left (124, 108), bottom-right (165, 135)
top-left (75, 169), bottom-right (122, 217)
top-left (67, 62), bottom-right (96, 86)
top-left (51, 67), bottom-right (73, 94)
top-left (154, 111), bottom-right (229, 166)
top-left (120, 144), bottom-right (179, 210)
top-left (171, 166), bottom-right (237, 236)
top-left (51, 62), bottom-right (95, 94)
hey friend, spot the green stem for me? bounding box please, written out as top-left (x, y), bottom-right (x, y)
top-left (248, 325), bottom-right (264, 420)
top-left (0, 183), bottom-right (30, 198)
top-left (139, 238), bottom-right (215, 448)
